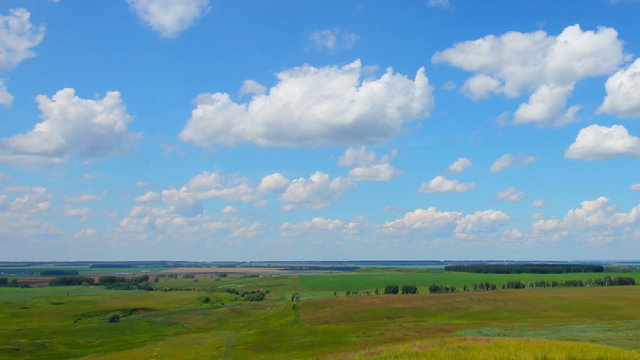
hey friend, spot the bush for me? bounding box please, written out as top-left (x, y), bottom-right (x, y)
top-left (107, 313), bottom-right (120, 323)
top-left (384, 285), bottom-right (399, 294)
top-left (401, 285), bottom-right (418, 294)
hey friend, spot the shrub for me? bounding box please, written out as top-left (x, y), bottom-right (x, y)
top-left (401, 285), bottom-right (418, 294)
top-left (107, 313), bottom-right (120, 323)
top-left (384, 285), bottom-right (399, 294)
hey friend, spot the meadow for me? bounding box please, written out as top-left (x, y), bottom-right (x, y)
top-left (2, 266), bottom-right (640, 359)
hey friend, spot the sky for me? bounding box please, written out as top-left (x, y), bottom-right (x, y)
top-left (1, 0), bottom-right (640, 261)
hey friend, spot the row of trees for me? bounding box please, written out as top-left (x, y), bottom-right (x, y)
top-left (333, 276), bottom-right (637, 297)
top-left (445, 264), bottom-right (605, 274)
top-left (48, 275), bottom-right (153, 290)
top-left (224, 288), bottom-right (269, 301)
top-left (0, 278), bottom-right (20, 287)
top-left (459, 276), bottom-right (637, 292)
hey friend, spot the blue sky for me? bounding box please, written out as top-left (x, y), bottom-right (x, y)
top-left (1, 0), bottom-right (640, 261)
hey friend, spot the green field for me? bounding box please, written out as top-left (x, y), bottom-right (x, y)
top-left (2, 268), bottom-right (640, 359)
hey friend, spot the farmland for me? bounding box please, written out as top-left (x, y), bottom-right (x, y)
top-left (2, 263), bottom-right (640, 359)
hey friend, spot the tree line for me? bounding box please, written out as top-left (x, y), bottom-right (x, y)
top-left (335, 276), bottom-right (636, 297)
top-left (444, 264), bottom-right (605, 274)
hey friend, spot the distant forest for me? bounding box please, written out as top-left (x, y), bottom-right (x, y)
top-left (444, 264), bottom-right (605, 274)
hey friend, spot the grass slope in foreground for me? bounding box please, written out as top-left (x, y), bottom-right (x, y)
top-left (2, 270), bottom-right (640, 359)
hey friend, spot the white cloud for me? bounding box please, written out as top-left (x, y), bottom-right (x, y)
top-left (504, 229), bottom-right (523, 239)
top-left (135, 191), bottom-right (160, 203)
top-left (279, 171), bottom-right (354, 210)
top-left (0, 79), bottom-right (14, 107)
top-left (281, 217), bottom-right (344, 232)
top-left (382, 207), bottom-right (509, 238)
top-left (338, 146), bottom-right (378, 168)
top-left (348, 163), bottom-right (399, 182)
top-left (496, 187), bottom-right (526, 202)
top-left (433, 25), bottom-right (625, 126)
top-left (126, 0), bottom-right (210, 38)
top-left (0, 8), bottom-right (45, 70)
top-left (446, 157), bottom-right (472, 174)
top-left (565, 124), bottom-right (640, 161)
top-left (427, 0), bottom-right (450, 9)
top-left (490, 153), bottom-right (538, 172)
top-left (310, 28), bottom-right (359, 51)
top-left (114, 204), bottom-right (264, 242)
top-left (74, 228), bottom-right (97, 239)
top-left (419, 175), bottom-right (476, 194)
top-left (382, 207), bottom-right (462, 235)
top-left (64, 206), bottom-right (91, 219)
top-left (184, 171), bottom-right (259, 203)
top-left (0, 88), bottom-right (138, 165)
top-left (221, 205), bottom-right (237, 214)
top-left (239, 80), bottom-right (266, 97)
top-left (532, 199), bottom-right (545, 208)
top-left (135, 181), bottom-right (149, 187)
top-left (631, 183), bottom-right (640, 191)
top-left (455, 210), bottom-right (511, 237)
top-left (154, 171), bottom-right (260, 217)
top-left (461, 74), bottom-right (501, 100)
top-left (339, 147), bottom-right (399, 182)
top-left (532, 197), bottom-right (640, 235)
top-left (258, 173), bottom-right (290, 194)
top-left (0, 186), bottom-right (60, 238)
top-left (65, 194), bottom-right (102, 203)
top-left (599, 58), bottom-right (640, 118)
top-left (179, 60), bottom-right (433, 148)
top-left (229, 222), bottom-right (265, 239)
top-left (513, 84), bottom-right (580, 126)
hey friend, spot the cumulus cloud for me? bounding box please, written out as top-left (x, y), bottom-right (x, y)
top-left (433, 25), bottom-right (625, 126)
top-left (239, 79), bottom-right (266, 97)
top-left (279, 171), bottom-right (354, 210)
top-left (339, 147), bottom-right (399, 182)
top-left (258, 173), bottom-right (290, 194)
top-left (419, 175), bottom-right (476, 194)
top-left (462, 74), bottom-right (501, 100)
top-left (490, 153), bottom-right (538, 172)
top-left (565, 124), bottom-right (640, 160)
top-left (0, 88), bottom-right (139, 165)
top-left (126, 0), bottom-right (210, 38)
top-left (454, 210), bottom-right (511, 237)
top-left (310, 28), bottom-right (359, 51)
top-left (135, 191), bottom-right (160, 203)
top-left (0, 79), bottom-right (13, 107)
top-left (0, 8), bottom-right (45, 70)
top-left (220, 205), bottom-right (237, 214)
top-left (179, 60), bottom-right (433, 148)
top-left (381, 207), bottom-right (509, 238)
top-left (532, 197), bottom-right (640, 235)
top-left (446, 157), bottom-right (472, 174)
top-left (599, 58), bottom-right (640, 118)
top-left (496, 187), bottom-right (526, 202)
top-left (631, 183), bottom-right (640, 191)
top-left (114, 204), bottom-right (264, 242)
top-left (282, 217), bottom-right (344, 232)
top-left (0, 186), bottom-right (60, 238)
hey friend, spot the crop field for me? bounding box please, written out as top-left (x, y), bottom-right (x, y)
top-left (2, 267), bottom-right (640, 359)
